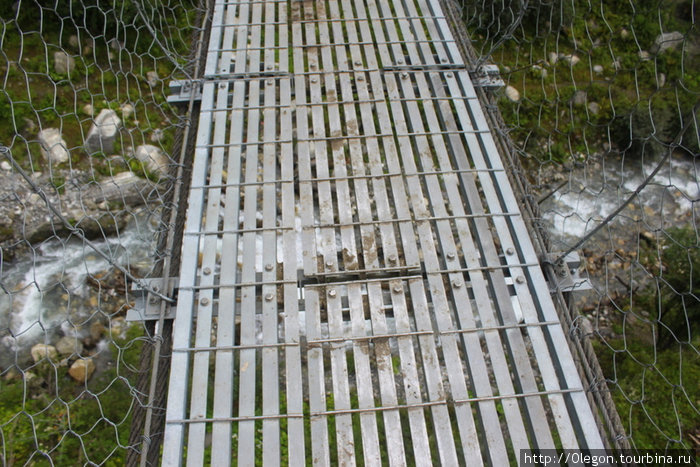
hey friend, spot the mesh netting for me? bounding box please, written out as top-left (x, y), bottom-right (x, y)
top-left (455, 0), bottom-right (699, 452)
top-left (0, 0), bottom-right (204, 464)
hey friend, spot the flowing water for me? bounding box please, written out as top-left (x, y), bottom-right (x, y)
top-left (0, 210), bottom-right (158, 367)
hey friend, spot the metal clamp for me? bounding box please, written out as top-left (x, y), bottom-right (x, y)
top-left (544, 252), bottom-right (592, 293)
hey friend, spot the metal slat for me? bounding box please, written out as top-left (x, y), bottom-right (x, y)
top-left (237, 1), bottom-right (263, 463)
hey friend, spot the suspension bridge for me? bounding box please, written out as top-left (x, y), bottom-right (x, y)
top-left (152, 0), bottom-right (608, 463)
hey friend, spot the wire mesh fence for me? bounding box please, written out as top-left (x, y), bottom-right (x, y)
top-left (453, 0), bottom-right (699, 454)
top-left (0, 0), bottom-right (204, 464)
top-left (1, 0), bottom-right (697, 464)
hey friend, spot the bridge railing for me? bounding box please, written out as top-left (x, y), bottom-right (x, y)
top-left (0, 0), bottom-right (205, 464)
top-left (450, 0), bottom-right (699, 454)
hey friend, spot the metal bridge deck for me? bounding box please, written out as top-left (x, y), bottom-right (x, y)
top-left (162, 0), bottom-right (605, 464)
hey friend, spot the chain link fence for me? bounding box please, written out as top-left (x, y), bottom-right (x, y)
top-left (0, 0), bottom-right (205, 464)
top-left (452, 0), bottom-right (699, 454)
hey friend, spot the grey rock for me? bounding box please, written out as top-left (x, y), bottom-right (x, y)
top-left (505, 85), bottom-right (520, 102)
top-left (53, 51), bottom-right (75, 75)
top-left (92, 171), bottom-right (153, 206)
top-left (1, 161), bottom-right (11, 171)
top-left (135, 144), bottom-right (169, 176)
top-left (55, 336), bottom-right (83, 356)
top-left (146, 71), bottom-right (159, 87)
top-left (588, 102), bottom-right (601, 115)
top-left (652, 31), bottom-right (684, 54)
top-left (593, 64), bottom-right (604, 74)
top-left (38, 128), bottom-right (70, 164)
top-left (85, 109), bottom-right (121, 154)
top-left (572, 90), bottom-right (587, 106)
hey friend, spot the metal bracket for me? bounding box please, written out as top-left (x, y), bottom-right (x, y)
top-left (471, 64), bottom-right (505, 89)
top-left (544, 252), bottom-right (592, 293)
top-left (127, 277), bottom-right (180, 321)
top-left (167, 80), bottom-right (203, 106)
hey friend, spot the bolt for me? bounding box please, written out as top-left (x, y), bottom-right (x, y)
top-left (152, 285), bottom-right (160, 293)
top-left (325, 259), bottom-right (334, 268)
top-left (446, 72), bottom-right (453, 78)
top-left (515, 276), bottom-right (525, 284)
top-left (354, 60), bottom-right (362, 66)
top-left (149, 297), bottom-right (159, 305)
top-left (265, 293), bottom-right (274, 302)
top-left (446, 252), bottom-right (456, 261)
top-left (219, 82), bottom-right (226, 88)
top-left (328, 289), bottom-right (337, 298)
top-left (393, 284), bottom-right (402, 294)
top-left (441, 57), bottom-right (448, 63)
top-left (401, 72), bottom-right (408, 79)
top-left (397, 59), bottom-right (404, 65)
top-left (267, 65), bottom-right (273, 71)
top-left (357, 75), bottom-right (364, 81)
top-left (388, 254), bottom-right (397, 263)
top-left (506, 248), bottom-right (515, 256)
top-left (311, 77), bottom-right (317, 83)
top-left (203, 267), bottom-right (212, 275)
top-left (265, 263), bottom-right (274, 271)
top-left (200, 297), bottom-right (210, 306)
top-left (267, 79), bottom-right (274, 85)
top-left (452, 279), bottom-right (463, 288)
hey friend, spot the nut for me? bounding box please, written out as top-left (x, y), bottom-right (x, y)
top-left (265, 293), bottom-right (274, 302)
top-left (200, 297), bottom-right (210, 306)
top-left (328, 289), bottom-right (337, 298)
top-left (202, 267), bottom-right (212, 275)
top-left (515, 276), bottom-right (526, 284)
top-left (506, 248), bottom-right (515, 255)
top-left (446, 252), bottom-right (456, 261)
top-left (392, 284), bottom-right (402, 293)
top-left (265, 263), bottom-right (274, 271)
top-left (452, 279), bottom-right (463, 288)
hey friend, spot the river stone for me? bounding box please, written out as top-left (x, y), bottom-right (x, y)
top-left (505, 85), bottom-right (520, 102)
top-left (31, 343), bottom-right (58, 363)
top-left (548, 51), bottom-right (558, 65)
top-left (55, 336), bottom-right (83, 356)
top-left (146, 71), bottom-right (159, 87)
top-left (593, 64), bottom-right (604, 74)
top-left (93, 171), bottom-right (153, 206)
top-left (652, 31), bottom-right (684, 54)
top-left (90, 321), bottom-right (105, 340)
top-left (38, 128), bottom-right (70, 164)
top-left (53, 51), bottom-right (75, 75)
top-left (572, 90), bottom-right (587, 106)
top-left (68, 358), bottom-right (95, 382)
top-left (1, 161), bottom-right (11, 171)
top-left (135, 144), bottom-right (169, 175)
top-left (85, 109), bottom-right (121, 154)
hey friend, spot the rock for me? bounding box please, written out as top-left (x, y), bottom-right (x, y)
top-left (120, 103), bottom-right (134, 119)
top-left (593, 64), bottom-right (604, 74)
top-left (612, 60), bottom-right (622, 71)
top-left (82, 103), bottom-right (94, 116)
top-left (38, 128), bottom-right (70, 164)
top-left (1, 161), bottom-right (11, 171)
top-left (652, 31), bottom-right (684, 54)
top-left (84, 109), bottom-right (121, 154)
top-left (68, 358), bottom-right (95, 382)
top-left (55, 336), bottom-right (83, 356)
top-left (621, 28), bottom-right (629, 39)
top-left (90, 321), bottom-right (105, 341)
top-left (505, 85), bottom-right (520, 102)
top-left (150, 129), bottom-right (164, 143)
top-left (30, 343), bottom-right (58, 363)
top-left (146, 71), bottom-right (159, 87)
top-left (68, 35), bottom-right (79, 48)
top-left (82, 45), bottom-right (93, 56)
top-left (108, 38), bottom-right (124, 51)
top-left (588, 102), bottom-right (601, 115)
top-left (657, 72), bottom-right (666, 88)
top-left (92, 171), bottom-right (153, 206)
top-left (548, 51), bottom-right (558, 65)
top-left (562, 54), bottom-right (580, 66)
top-left (53, 51), bottom-right (75, 75)
top-left (135, 144), bottom-right (169, 175)
top-left (110, 317), bottom-right (126, 337)
top-left (638, 50), bottom-right (651, 61)
top-left (572, 90), bottom-right (587, 106)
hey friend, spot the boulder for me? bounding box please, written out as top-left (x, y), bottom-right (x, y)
top-left (92, 171), bottom-right (153, 206)
top-left (505, 85), bottom-right (520, 102)
top-left (593, 64), bottom-right (604, 74)
top-left (135, 144), bottom-right (169, 175)
top-left (85, 109), bottom-right (121, 154)
top-left (53, 51), bottom-right (75, 75)
top-left (652, 31), bottom-right (684, 54)
top-left (55, 336), bottom-right (83, 356)
top-left (38, 128), bottom-right (70, 164)
top-left (30, 343), bottom-right (58, 363)
top-left (68, 358), bottom-right (95, 382)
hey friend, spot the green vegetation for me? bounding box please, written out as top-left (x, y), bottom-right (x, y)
top-left (0, 325), bottom-right (148, 465)
top-left (593, 226), bottom-right (699, 450)
top-left (466, 0), bottom-right (700, 163)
